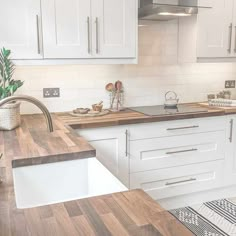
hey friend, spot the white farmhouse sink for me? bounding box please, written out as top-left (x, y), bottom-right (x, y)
top-left (13, 158), bottom-right (127, 209)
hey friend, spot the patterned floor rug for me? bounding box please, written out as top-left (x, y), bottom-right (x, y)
top-left (169, 198), bottom-right (236, 236)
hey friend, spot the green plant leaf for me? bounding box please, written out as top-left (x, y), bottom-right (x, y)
top-left (0, 47), bottom-right (23, 100)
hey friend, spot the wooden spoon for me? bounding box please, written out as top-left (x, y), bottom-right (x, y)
top-left (115, 81), bottom-right (122, 91)
top-left (105, 83), bottom-right (114, 92)
top-left (115, 81), bottom-right (123, 110)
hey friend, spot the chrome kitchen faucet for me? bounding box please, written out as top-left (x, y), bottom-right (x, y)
top-left (0, 95), bottom-right (54, 132)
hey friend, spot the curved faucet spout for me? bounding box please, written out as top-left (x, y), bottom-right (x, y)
top-left (0, 95), bottom-right (53, 132)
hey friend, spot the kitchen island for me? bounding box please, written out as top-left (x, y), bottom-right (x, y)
top-left (0, 103), bottom-right (235, 235)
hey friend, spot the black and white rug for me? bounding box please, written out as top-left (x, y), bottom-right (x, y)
top-left (170, 199), bottom-right (236, 236)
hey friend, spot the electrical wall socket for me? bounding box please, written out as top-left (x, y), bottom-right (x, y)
top-left (43, 88), bottom-right (60, 98)
top-left (225, 80), bottom-right (235, 88)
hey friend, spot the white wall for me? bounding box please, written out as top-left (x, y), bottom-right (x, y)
top-left (14, 20), bottom-right (236, 114)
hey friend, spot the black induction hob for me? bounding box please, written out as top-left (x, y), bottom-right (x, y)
top-left (128, 105), bottom-right (208, 116)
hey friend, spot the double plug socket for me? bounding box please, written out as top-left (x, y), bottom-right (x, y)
top-left (43, 88), bottom-right (60, 98)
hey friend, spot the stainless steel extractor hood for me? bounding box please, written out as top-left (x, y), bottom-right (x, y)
top-left (139, 0), bottom-right (211, 21)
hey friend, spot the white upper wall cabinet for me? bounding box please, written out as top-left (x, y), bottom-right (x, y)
top-left (41, 0), bottom-right (91, 59)
top-left (41, 0), bottom-right (137, 59)
top-left (0, 0), bottom-right (137, 63)
top-left (0, 0), bottom-right (42, 59)
top-left (91, 0), bottom-right (136, 58)
top-left (197, 0), bottom-right (235, 58)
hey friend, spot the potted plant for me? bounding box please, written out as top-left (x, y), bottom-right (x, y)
top-left (0, 48), bottom-right (24, 130)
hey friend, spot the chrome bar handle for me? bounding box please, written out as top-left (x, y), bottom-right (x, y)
top-left (0, 153), bottom-right (3, 184)
top-left (166, 148), bottom-right (198, 155)
top-left (95, 17), bottom-right (99, 54)
top-left (234, 26), bottom-right (236, 53)
top-left (167, 125), bottom-right (199, 131)
top-left (125, 130), bottom-right (128, 157)
top-left (87, 17), bottom-right (91, 54)
top-left (229, 119), bottom-right (234, 143)
top-left (36, 15), bottom-right (41, 54)
top-left (165, 178), bottom-right (197, 186)
top-left (228, 23), bottom-right (233, 53)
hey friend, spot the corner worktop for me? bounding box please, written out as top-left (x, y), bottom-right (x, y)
top-left (0, 113), bottom-right (194, 236)
top-left (2, 114), bottom-right (96, 168)
top-left (59, 103), bottom-right (232, 129)
top-left (0, 103), bottom-right (235, 236)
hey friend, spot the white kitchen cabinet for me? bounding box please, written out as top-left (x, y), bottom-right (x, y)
top-left (76, 115), bottom-right (236, 208)
top-left (77, 116), bottom-right (227, 195)
top-left (127, 116), bottom-right (230, 206)
top-left (129, 131), bottom-right (225, 173)
top-left (129, 116), bottom-right (225, 140)
top-left (197, 0), bottom-right (235, 58)
top-left (77, 127), bottom-right (129, 187)
top-left (73, 113), bottom-right (236, 208)
top-left (0, 0), bottom-right (137, 62)
top-left (130, 160), bottom-right (224, 201)
top-left (91, 0), bottom-right (136, 58)
top-left (0, 0), bottom-right (42, 59)
top-left (41, 0), bottom-right (136, 59)
top-left (41, 0), bottom-right (91, 59)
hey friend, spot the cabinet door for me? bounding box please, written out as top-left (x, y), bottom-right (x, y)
top-left (197, 0), bottom-right (234, 58)
top-left (0, 0), bottom-right (42, 59)
top-left (78, 127), bottom-right (129, 187)
top-left (91, 0), bottom-right (136, 58)
top-left (41, 0), bottom-right (91, 58)
top-left (231, 1), bottom-right (236, 56)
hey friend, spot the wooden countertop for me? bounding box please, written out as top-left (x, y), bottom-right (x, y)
top-left (0, 112), bottom-right (194, 236)
top-left (1, 102), bottom-right (235, 236)
top-left (0, 114), bottom-right (193, 235)
top-left (2, 114), bottom-right (96, 168)
top-left (1, 103), bottom-right (232, 169)
top-left (0, 187), bottom-right (193, 236)
top-left (59, 103), bottom-right (227, 129)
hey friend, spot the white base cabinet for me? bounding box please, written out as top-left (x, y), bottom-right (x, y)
top-left (78, 127), bottom-right (129, 187)
top-left (130, 160), bottom-right (224, 201)
top-left (77, 115), bottom-right (236, 208)
top-left (0, 0), bottom-right (137, 63)
top-left (129, 131), bottom-right (225, 173)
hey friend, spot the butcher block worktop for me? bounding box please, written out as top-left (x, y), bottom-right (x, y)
top-left (0, 188), bottom-right (193, 236)
top-left (3, 103), bottom-right (233, 169)
top-left (0, 114), bottom-right (194, 236)
top-left (2, 114), bottom-right (96, 168)
top-left (60, 103), bottom-right (229, 129)
top-left (1, 103), bottom-right (236, 236)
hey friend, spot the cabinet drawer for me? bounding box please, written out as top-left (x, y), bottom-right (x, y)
top-left (130, 161), bottom-right (224, 200)
top-left (129, 117), bottom-right (225, 140)
top-left (130, 131), bottom-right (225, 173)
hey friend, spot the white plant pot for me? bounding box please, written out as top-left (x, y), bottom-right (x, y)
top-left (0, 101), bottom-right (21, 131)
